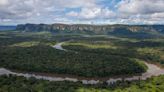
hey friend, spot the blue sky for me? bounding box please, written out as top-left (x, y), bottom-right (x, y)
top-left (0, 0), bottom-right (164, 25)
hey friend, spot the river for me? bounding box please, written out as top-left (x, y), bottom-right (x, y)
top-left (0, 42), bottom-right (164, 85)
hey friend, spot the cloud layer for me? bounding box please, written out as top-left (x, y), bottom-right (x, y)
top-left (0, 0), bottom-right (164, 25)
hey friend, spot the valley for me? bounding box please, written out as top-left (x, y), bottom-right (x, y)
top-left (1, 0), bottom-right (164, 91)
top-left (0, 26), bottom-right (164, 91)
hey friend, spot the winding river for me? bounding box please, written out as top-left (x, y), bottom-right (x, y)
top-left (0, 42), bottom-right (164, 85)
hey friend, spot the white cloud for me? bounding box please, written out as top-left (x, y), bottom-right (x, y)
top-left (112, 0), bottom-right (164, 24)
top-left (56, 0), bottom-right (97, 8)
top-left (67, 7), bottom-right (116, 19)
top-left (0, 0), bottom-right (164, 25)
top-left (0, 0), bottom-right (99, 20)
top-left (151, 13), bottom-right (164, 19)
top-left (0, 0), bottom-right (9, 6)
top-left (66, 11), bottom-right (78, 17)
top-left (116, 0), bottom-right (164, 14)
top-left (79, 7), bottom-right (101, 19)
top-left (100, 8), bottom-right (116, 18)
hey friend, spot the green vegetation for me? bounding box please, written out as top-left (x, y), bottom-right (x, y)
top-left (10, 41), bottom-right (40, 47)
top-left (1, 75), bottom-right (164, 92)
top-left (0, 28), bottom-right (164, 91)
top-left (0, 44), bottom-right (147, 77)
top-left (63, 37), bottom-right (164, 67)
top-left (0, 31), bottom-right (148, 77)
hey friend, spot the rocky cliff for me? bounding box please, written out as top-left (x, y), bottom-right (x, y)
top-left (16, 24), bottom-right (164, 35)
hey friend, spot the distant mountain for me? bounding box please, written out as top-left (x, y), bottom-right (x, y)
top-left (0, 26), bottom-right (16, 31)
top-left (16, 24), bottom-right (164, 38)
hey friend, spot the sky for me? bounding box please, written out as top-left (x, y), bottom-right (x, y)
top-left (0, 0), bottom-right (164, 25)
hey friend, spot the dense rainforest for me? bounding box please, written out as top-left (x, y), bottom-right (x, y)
top-left (0, 75), bottom-right (164, 92)
top-left (0, 25), bottom-right (164, 92)
top-left (0, 31), bottom-right (147, 77)
top-left (63, 37), bottom-right (164, 67)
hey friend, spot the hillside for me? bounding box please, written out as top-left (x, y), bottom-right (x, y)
top-left (16, 24), bottom-right (164, 38)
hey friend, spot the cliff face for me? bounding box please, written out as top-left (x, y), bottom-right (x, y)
top-left (16, 24), bottom-right (164, 35)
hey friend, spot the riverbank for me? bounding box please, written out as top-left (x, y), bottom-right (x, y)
top-left (0, 42), bottom-right (163, 85)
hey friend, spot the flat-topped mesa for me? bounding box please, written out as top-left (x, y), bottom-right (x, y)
top-left (16, 23), bottom-right (164, 34)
